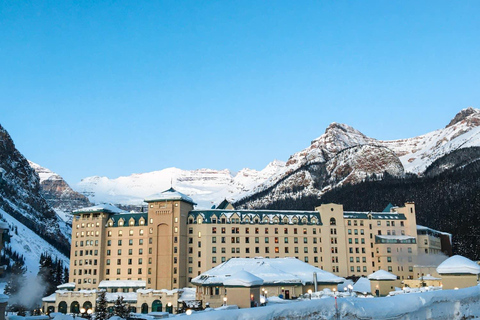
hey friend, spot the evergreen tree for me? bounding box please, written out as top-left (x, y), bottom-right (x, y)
top-left (38, 252), bottom-right (55, 295)
top-left (63, 266), bottom-right (69, 284)
top-left (4, 260), bottom-right (27, 313)
top-left (4, 260), bottom-right (26, 295)
top-left (96, 290), bottom-right (110, 320)
top-left (113, 296), bottom-right (130, 319)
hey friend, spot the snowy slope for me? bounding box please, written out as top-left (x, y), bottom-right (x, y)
top-left (0, 208), bottom-right (69, 274)
top-left (75, 161), bottom-right (286, 209)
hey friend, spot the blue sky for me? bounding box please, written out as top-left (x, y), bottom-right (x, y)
top-left (1, 1), bottom-right (479, 184)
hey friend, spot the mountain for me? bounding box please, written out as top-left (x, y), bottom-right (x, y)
top-left (0, 124), bottom-right (70, 273)
top-left (75, 160), bottom-right (286, 209)
top-left (72, 108), bottom-right (480, 212)
top-left (235, 107), bottom-right (480, 208)
top-left (28, 161), bottom-right (92, 223)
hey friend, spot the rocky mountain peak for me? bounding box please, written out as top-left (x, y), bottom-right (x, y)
top-left (446, 107), bottom-right (480, 128)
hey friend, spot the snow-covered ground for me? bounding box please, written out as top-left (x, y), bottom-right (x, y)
top-left (184, 286), bottom-right (480, 320)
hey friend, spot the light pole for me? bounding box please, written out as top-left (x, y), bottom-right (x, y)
top-left (223, 297), bottom-right (228, 306)
top-left (347, 284), bottom-right (353, 295)
top-left (307, 289), bottom-right (312, 300)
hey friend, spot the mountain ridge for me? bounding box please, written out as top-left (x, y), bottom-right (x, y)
top-left (68, 107), bottom-right (480, 210)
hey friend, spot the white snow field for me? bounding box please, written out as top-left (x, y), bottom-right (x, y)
top-left (185, 286), bottom-right (480, 320)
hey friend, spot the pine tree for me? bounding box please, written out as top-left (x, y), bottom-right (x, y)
top-left (4, 260), bottom-right (27, 313)
top-left (113, 296), bottom-right (130, 319)
top-left (96, 290), bottom-right (110, 320)
top-left (63, 266), bottom-right (69, 284)
top-left (4, 260), bottom-right (26, 295)
top-left (38, 252), bottom-right (55, 295)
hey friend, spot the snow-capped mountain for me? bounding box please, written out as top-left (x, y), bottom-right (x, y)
top-left (73, 107), bottom-right (480, 210)
top-left (0, 124), bottom-right (70, 273)
top-left (28, 161), bottom-right (92, 223)
top-left (235, 107), bottom-right (480, 208)
top-left (75, 161), bottom-right (286, 209)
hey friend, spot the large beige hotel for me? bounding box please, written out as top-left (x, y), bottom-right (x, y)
top-left (69, 188), bottom-right (452, 291)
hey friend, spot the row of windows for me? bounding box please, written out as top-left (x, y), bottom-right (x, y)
top-left (107, 229), bottom-right (150, 237)
top-left (189, 216), bottom-right (320, 225)
top-left (75, 231), bottom-right (100, 237)
top-left (105, 268), bottom-right (144, 275)
top-left (76, 222), bottom-right (101, 229)
top-left (106, 248), bottom-right (150, 255)
top-left (74, 250), bottom-right (98, 257)
top-left (107, 239), bottom-right (145, 246)
top-left (203, 236), bottom-right (324, 244)
top-left (73, 269), bottom-right (98, 276)
top-left (106, 258), bottom-right (144, 265)
top-left (73, 259), bottom-right (97, 266)
top-left (204, 227), bottom-right (321, 235)
top-left (107, 218), bottom-right (146, 227)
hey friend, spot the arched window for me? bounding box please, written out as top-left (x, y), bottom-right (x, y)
top-left (141, 303), bottom-right (149, 314)
top-left (83, 301), bottom-right (92, 311)
top-left (152, 300), bottom-right (162, 312)
top-left (58, 301), bottom-right (67, 314)
top-left (330, 218), bottom-right (336, 225)
top-left (70, 301), bottom-right (80, 314)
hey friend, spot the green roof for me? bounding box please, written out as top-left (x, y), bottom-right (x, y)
top-left (383, 203), bottom-right (395, 212)
top-left (343, 212), bottom-right (407, 220)
top-left (189, 209), bottom-right (322, 225)
top-left (216, 199), bottom-right (233, 210)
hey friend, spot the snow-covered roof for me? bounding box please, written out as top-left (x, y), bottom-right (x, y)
top-left (192, 257), bottom-right (344, 286)
top-left (223, 270), bottom-right (264, 287)
top-left (417, 225), bottom-right (451, 236)
top-left (376, 235), bottom-right (416, 241)
top-left (436, 255), bottom-right (480, 275)
top-left (42, 293), bottom-right (56, 302)
top-left (98, 280), bottom-right (146, 288)
top-left (353, 277), bottom-right (371, 293)
top-left (417, 274), bottom-right (441, 281)
top-left (105, 292), bottom-right (137, 302)
top-left (144, 188), bottom-right (197, 205)
top-left (137, 288), bottom-right (181, 295)
top-left (73, 204), bottom-right (127, 214)
top-left (57, 282), bottom-right (75, 289)
top-left (368, 270), bottom-right (398, 281)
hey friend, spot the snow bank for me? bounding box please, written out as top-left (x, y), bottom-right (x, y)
top-left (186, 285), bottom-right (480, 319)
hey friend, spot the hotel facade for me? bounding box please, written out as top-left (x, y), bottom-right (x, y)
top-left (69, 188), bottom-right (451, 292)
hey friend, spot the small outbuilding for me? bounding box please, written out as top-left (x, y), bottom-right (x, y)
top-left (192, 257), bottom-right (344, 308)
top-left (436, 255), bottom-right (480, 290)
top-left (367, 270), bottom-right (400, 297)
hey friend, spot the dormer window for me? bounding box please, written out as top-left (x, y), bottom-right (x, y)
top-left (118, 219), bottom-right (124, 226)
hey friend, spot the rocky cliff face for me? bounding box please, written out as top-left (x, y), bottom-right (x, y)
top-left (0, 124), bottom-right (71, 257)
top-left (29, 161), bottom-right (92, 223)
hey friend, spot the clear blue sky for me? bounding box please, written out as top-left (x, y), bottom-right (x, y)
top-left (1, 1), bottom-right (479, 184)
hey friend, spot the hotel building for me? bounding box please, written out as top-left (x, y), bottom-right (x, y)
top-left (69, 188), bottom-right (451, 291)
